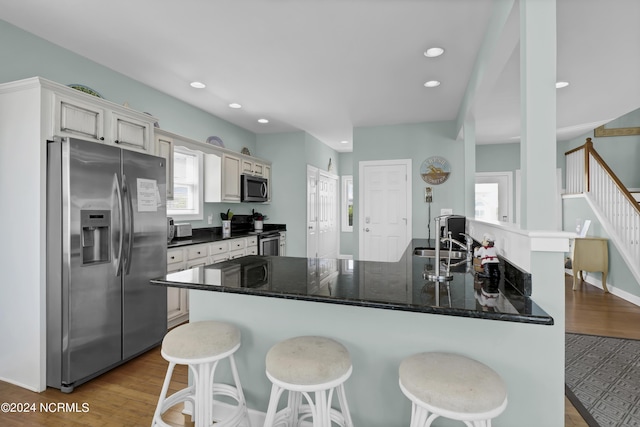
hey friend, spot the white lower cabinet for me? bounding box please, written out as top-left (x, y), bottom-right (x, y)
top-left (167, 248), bottom-right (189, 328)
top-left (166, 236), bottom-right (259, 325)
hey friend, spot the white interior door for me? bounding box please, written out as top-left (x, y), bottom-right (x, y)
top-left (307, 165), bottom-right (339, 259)
top-left (475, 172), bottom-right (513, 223)
top-left (307, 165), bottom-right (318, 258)
top-left (359, 160), bottom-right (411, 262)
top-left (318, 171), bottom-right (338, 259)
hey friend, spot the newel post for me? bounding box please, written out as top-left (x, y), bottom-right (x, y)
top-left (584, 137), bottom-right (593, 192)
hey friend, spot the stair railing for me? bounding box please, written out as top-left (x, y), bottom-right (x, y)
top-left (565, 138), bottom-right (640, 266)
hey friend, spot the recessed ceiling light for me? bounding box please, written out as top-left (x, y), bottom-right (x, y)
top-left (229, 103), bottom-right (242, 109)
top-left (424, 47), bottom-right (445, 58)
top-left (258, 118), bottom-right (269, 124)
top-left (340, 140), bottom-right (349, 144)
top-left (556, 81), bottom-right (570, 89)
top-left (190, 81), bottom-right (206, 89)
top-left (424, 80), bottom-right (441, 88)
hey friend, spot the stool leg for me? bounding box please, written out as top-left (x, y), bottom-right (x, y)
top-left (311, 390), bottom-right (329, 427)
top-left (263, 383), bottom-right (287, 427)
top-left (336, 384), bottom-right (353, 427)
top-left (288, 391), bottom-right (302, 425)
top-left (191, 361), bottom-right (214, 427)
top-left (152, 361), bottom-right (177, 427)
top-left (465, 421), bottom-right (491, 427)
top-left (228, 354), bottom-right (251, 426)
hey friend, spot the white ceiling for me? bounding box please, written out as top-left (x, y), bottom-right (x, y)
top-left (1, 0), bottom-right (638, 152)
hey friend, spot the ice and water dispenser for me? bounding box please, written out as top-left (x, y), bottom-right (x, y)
top-left (81, 210), bottom-right (111, 265)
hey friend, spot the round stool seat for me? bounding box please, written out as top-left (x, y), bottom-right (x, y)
top-left (266, 335), bottom-right (351, 386)
top-left (152, 321), bottom-right (248, 427)
top-left (162, 320), bottom-right (240, 362)
top-left (400, 352), bottom-right (507, 418)
top-left (263, 336), bottom-right (354, 427)
top-left (400, 352), bottom-right (507, 426)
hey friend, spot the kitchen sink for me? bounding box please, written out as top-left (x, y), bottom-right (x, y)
top-left (413, 247), bottom-right (466, 260)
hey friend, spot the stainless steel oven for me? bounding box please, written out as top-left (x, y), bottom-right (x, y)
top-left (242, 258), bottom-right (270, 289)
top-left (258, 231), bottom-right (281, 256)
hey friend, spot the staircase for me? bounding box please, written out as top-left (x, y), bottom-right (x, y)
top-left (565, 138), bottom-right (640, 287)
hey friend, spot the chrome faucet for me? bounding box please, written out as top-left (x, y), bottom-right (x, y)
top-left (440, 232), bottom-right (474, 261)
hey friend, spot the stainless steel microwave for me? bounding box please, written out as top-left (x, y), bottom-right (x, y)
top-left (241, 174), bottom-right (268, 202)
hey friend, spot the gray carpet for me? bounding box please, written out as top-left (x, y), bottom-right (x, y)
top-left (566, 333), bottom-right (640, 427)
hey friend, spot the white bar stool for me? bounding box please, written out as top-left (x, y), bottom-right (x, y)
top-left (399, 352), bottom-right (507, 427)
top-left (151, 321), bottom-right (250, 427)
top-left (263, 336), bottom-right (353, 427)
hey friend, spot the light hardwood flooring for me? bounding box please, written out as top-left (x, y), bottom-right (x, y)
top-left (1, 274), bottom-right (639, 426)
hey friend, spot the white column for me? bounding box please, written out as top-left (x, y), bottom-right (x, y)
top-left (463, 118), bottom-right (477, 219)
top-left (520, 0), bottom-right (558, 230)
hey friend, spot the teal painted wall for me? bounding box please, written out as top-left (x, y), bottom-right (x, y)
top-left (558, 107), bottom-right (640, 189)
top-left (0, 18), bottom-right (259, 233)
top-left (563, 197), bottom-right (639, 297)
top-left (352, 121), bottom-right (463, 258)
top-left (255, 132), bottom-right (308, 257)
top-left (0, 20), bottom-right (257, 154)
top-left (476, 143), bottom-right (520, 172)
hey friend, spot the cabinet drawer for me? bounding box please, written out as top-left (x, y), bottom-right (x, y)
top-left (187, 245), bottom-right (208, 260)
top-left (229, 249), bottom-right (245, 259)
top-left (246, 246), bottom-right (258, 256)
top-left (211, 253), bottom-right (230, 264)
top-left (167, 249), bottom-right (184, 265)
top-left (246, 236), bottom-right (258, 246)
top-left (229, 239), bottom-right (246, 251)
top-left (210, 241), bottom-right (230, 255)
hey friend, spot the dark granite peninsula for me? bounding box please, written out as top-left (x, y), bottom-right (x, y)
top-left (151, 239), bottom-right (555, 426)
top-left (155, 240), bottom-right (552, 325)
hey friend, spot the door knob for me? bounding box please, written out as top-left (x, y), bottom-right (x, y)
top-left (365, 228), bottom-right (370, 232)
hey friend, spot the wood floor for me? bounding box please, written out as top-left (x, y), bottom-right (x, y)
top-left (0, 345), bottom-right (191, 427)
top-left (1, 274), bottom-right (639, 426)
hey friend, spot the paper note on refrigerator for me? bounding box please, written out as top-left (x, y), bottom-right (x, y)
top-left (137, 178), bottom-right (158, 212)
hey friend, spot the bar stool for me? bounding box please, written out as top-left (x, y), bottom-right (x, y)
top-left (151, 321), bottom-right (250, 427)
top-left (399, 352), bottom-right (507, 427)
top-left (263, 336), bottom-right (353, 427)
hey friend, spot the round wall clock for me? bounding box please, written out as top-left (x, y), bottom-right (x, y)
top-left (420, 156), bottom-right (451, 185)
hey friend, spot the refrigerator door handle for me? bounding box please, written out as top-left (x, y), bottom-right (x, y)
top-left (114, 173), bottom-right (125, 276)
top-left (123, 174), bottom-right (135, 274)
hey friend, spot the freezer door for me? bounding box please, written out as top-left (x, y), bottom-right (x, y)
top-left (56, 139), bottom-right (123, 388)
top-left (121, 150), bottom-right (168, 359)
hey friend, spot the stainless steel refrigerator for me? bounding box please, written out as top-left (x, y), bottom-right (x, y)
top-left (46, 137), bottom-right (167, 392)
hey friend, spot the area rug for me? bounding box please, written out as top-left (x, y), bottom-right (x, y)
top-left (566, 333), bottom-right (640, 427)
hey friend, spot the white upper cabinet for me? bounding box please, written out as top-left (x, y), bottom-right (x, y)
top-left (154, 132), bottom-right (174, 200)
top-left (54, 93), bottom-right (106, 141)
top-left (222, 153), bottom-right (242, 202)
top-left (47, 80), bottom-right (156, 155)
top-left (112, 112), bottom-right (151, 152)
top-left (242, 158), bottom-right (265, 177)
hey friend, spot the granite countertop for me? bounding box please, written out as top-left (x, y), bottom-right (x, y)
top-left (153, 239), bottom-right (553, 325)
top-left (168, 224), bottom-right (286, 248)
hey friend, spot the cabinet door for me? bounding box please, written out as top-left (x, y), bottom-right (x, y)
top-left (155, 134), bottom-right (174, 199)
top-left (242, 159), bottom-right (254, 174)
top-left (222, 153), bottom-right (241, 202)
top-left (54, 94), bottom-right (105, 141)
top-left (252, 162), bottom-right (264, 177)
top-left (113, 112), bottom-right (151, 152)
top-left (264, 165), bottom-right (272, 202)
top-left (167, 249), bottom-right (188, 327)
